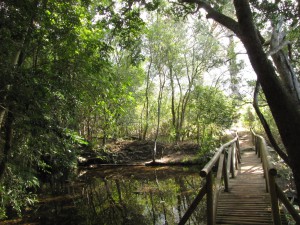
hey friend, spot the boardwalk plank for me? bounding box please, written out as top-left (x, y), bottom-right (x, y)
top-left (215, 149), bottom-right (278, 225)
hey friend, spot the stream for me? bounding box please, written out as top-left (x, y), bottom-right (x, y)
top-left (3, 166), bottom-right (206, 225)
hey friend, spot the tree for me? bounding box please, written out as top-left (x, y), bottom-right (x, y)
top-left (0, 0), bottom-right (145, 217)
top-left (189, 85), bottom-right (236, 149)
top-left (227, 35), bottom-right (244, 100)
top-left (0, 0), bottom-right (93, 216)
top-left (143, 13), bottom-right (223, 143)
top-left (169, 19), bottom-right (215, 143)
top-left (179, 0), bottom-right (300, 202)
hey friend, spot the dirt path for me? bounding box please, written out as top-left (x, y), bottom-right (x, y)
top-left (238, 130), bottom-right (253, 150)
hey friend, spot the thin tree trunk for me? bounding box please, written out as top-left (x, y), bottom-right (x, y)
top-left (87, 116), bottom-right (91, 141)
top-left (153, 69), bottom-right (166, 162)
top-left (174, 50), bottom-right (198, 142)
top-left (143, 57), bottom-right (152, 140)
top-left (0, 109), bottom-right (6, 130)
top-left (196, 116), bottom-right (200, 145)
top-left (170, 67), bottom-right (176, 128)
top-left (179, 89), bottom-right (191, 141)
top-left (228, 35), bottom-right (242, 100)
top-left (102, 107), bottom-right (108, 146)
top-left (0, 111), bottom-right (14, 180)
top-left (253, 81), bottom-right (290, 166)
top-left (175, 73), bottom-right (183, 143)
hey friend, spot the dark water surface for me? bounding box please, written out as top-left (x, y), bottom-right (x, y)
top-left (3, 166), bottom-right (206, 225)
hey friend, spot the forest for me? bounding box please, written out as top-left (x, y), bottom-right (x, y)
top-left (0, 0), bottom-right (300, 223)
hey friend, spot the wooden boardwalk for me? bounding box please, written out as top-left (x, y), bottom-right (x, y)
top-left (216, 149), bottom-right (277, 225)
top-left (179, 132), bottom-right (295, 225)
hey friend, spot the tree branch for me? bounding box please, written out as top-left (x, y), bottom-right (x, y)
top-left (180, 0), bottom-right (241, 36)
top-left (253, 81), bottom-right (291, 167)
top-left (269, 20), bottom-right (300, 102)
top-left (267, 40), bottom-right (291, 57)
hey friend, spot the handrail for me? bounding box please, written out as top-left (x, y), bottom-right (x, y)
top-left (200, 137), bottom-right (238, 177)
top-left (251, 129), bottom-right (300, 225)
top-left (179, 134), bottom-right (241, 225)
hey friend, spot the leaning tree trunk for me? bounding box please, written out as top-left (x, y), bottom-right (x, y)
top-left (181, 0), bottom-right (300, 203)
top-left (233, 0), bottom-right (300, 204)
top-left (253, 81), bottom-right (290, 166)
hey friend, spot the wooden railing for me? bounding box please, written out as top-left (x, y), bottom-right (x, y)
top-left (178, 135), bottom-right (241, 225)
top-left (251, 130), bottom-right (300, 225)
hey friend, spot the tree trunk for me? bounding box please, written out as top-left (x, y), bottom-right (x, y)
top-left (174, 72), bottom-right (183, 143)
top-left (227, 35), bottom-right (242, 100)
top-left (170, 67), bottom-right (176, 129)
top-left (269, 21), bottom-right (300, 101)
top-left (0, 109), bottom-right (6, 130)
top-left (0, 111), bottom-right (14, 180)
top-left (143, 57), bottom-right (152, 140)
top-left (153, 69), bottom-right (166, 162)
top-left (181, 0), bottom-right (300, 202)
top-left (233, 0), bottom-right (300, 203)
top-left (196, 116), bottom-right (201, 145)
top-left (173, 61), bottom-right (194, 143)
top-left (253, 81), bottom-right (290, 166)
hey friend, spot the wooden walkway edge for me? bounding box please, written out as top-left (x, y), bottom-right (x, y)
top-left (216, 148), bottom-right (285, 225)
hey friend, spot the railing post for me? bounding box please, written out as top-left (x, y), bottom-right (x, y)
top-left (251, 129), bottom-right (256, 146)
top-left (269, 174), bottom-right (282, 225)
top-left (256, 137), bottom-right (261, 158)
top-left (227, 147), bottom-right (232, 178)
top-left (223, 153), bottom-right (229, 192)
top-left (214, 153), bottom-right (224, 222)
top-left (231, 145), bottom-right (236, 178)
top-left (206, 171), bottom-right (214, 225)
top-left (236, 138), bottom-right (241, 163)
top-left (234, 143), bottom-right (239, 170)
top-left (260, 137), bottom-right (270, 192)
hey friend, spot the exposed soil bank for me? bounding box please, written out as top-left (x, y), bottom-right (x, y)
top-left (78, 140), bottom-right (207, 167)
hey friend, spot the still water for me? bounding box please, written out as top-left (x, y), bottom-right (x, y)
top-left (4, 166), bottom-right (206, 225)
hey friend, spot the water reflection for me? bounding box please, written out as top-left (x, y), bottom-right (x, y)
top-left (6, 166), bottom-right (206, 225)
